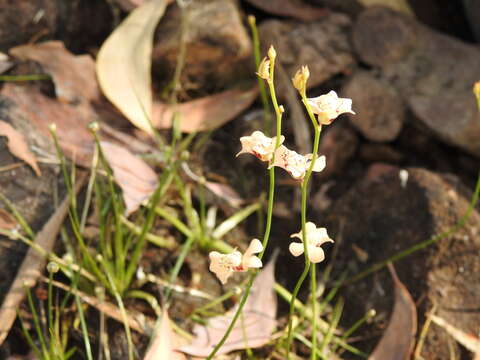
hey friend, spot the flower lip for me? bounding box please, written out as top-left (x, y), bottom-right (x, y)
top-left (307, 90), bottom-right (355, 125)
top-left (237, 131), bottom-right (284, 162)
top-left (272, 146), bottom-right (326, 180)
top-left (288, 222), bottom-right (334, 264)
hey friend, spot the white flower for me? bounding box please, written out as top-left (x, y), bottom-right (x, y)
top-left (272, 145), bottom-right (326, 180)
top-left (289, 222), bottom-right (334, 263)
top-left (307, 90), bottom-right (355, 125)
top-left (256, 57), bottom-right (270, 80)
top-left (209, 239), bottom-right (263, 284)
top-left (237, 131), bottom-right (284, 162)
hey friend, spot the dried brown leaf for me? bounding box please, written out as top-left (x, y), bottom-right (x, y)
top-left (152, 86), bottom-right (259, 133)
top-left (0, 120), bottom-right (41, 176)
top-left (179, 254), bottom-right (277, 357)
top-left (369, 263), bottom-right (417, 360)
top-left (10, 41), bottom-right (99, 104)
top-left (205, 181), bottom-right (243, 208)
top-left (144, 309), bottom-right (187, 360)
top-left (97, 0), bottom-right (168, 135)
top-left (100, 141), bottom-right (158, 216)
top-left (0, 175), bottom-right (86, 346)
top-left (243, 0), bottom-right (327, 21)
top-left (0, 209), bottom-right (18, 230)
top-left (431, 315), bottom-right (480, 355)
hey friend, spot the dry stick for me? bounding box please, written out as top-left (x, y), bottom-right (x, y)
top-left (0, 173), bottom-right (87, 345)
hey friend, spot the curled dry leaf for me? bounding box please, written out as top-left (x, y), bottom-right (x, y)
top-left (0, 175), bottom-right (86, 346)
top-left (100, 141), bottom-right (158, 216)
top-left (369, 263), bottom-right (417, 360)
top-left (179, 252), bottom-right (278, 357)
top-left (144, 309), bottom-right (186, 360)
top-left (97, 0), bottom-right (168, 135)
top-left (152, 86), bottom-right (259, 133)
top-left (243, 0), bottom-right (327, 21)
top-left (0, 120), bottom-right (41, 176)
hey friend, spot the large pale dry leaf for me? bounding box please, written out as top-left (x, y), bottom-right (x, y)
top-left (0, 52), bottom-right (13, 74)
top-left (431, 315), bottom-right (480, 355)
top-left (0, 120), bottom-right (41, 176)
top-left (97, 0), bottom-right (167, 135)
top-left (243, 0), bottom-right (327, 21)
top-left (179, 254), bottom-right (278, 357)
top-left (10, 41), bottom-right (99, 104)
top-left (205, 181), bottom-right (243, 208)
top-left (358, 0), bottom-right (414, 16)
top-left (100, 141), bottom-right (158, 216)
top-left (0, 175), bottom-right (86, 346)
top-left (144, 309), bottom-right (186, 360)
top-left (152, 86), bottom-right (258, 133)
top-left (369, 263), bottom-right (417, 360)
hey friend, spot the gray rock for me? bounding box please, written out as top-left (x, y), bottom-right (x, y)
top-left (259, 12), bottom-right (355, 93)
top-left (353, 7), bottom-right (480, 156)
top-left (342, 71), bottom-right (405, 142)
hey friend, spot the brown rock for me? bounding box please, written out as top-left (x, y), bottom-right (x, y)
top-left (329, 166), bottom-right (480, 358)
top-left (352, 7), bottom-right (480, 156)
top-left (0, 0), bottom-right (58, 51)
top-left (359, 143), bottom-right (404, 163)
top-left (342, 71), bottom-right (405, 142)
top-left (318, 123), bottom-right (358, 179)
top-left (152, 0), bottom-right (252, 94)
top-left (259, 12), bottom-right (355, 93)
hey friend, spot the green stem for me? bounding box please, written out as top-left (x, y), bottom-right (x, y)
top-left (0, 74), bottom-right (50, 81)
top-left (286, 91), bottom-right (322, 358)
top-left (205, 50), bottom-right (282, 360)
top-left (310, 264), bottom-right (317, 360)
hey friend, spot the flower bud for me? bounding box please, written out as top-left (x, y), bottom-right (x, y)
top-left (47, 262), bottom-right (59, 273)
top-left (474, 81), bottom-right (480, 108)
top-left (247, 15), bottom-right (256, 27)
top-left (292, 65), bottom-right (310, 93)
top-left (256, 57), bottom-right (270, 80)
top-left (89, 121), bottom-right (100, 132)
top-left (267, 45), bottom-right (276, 61)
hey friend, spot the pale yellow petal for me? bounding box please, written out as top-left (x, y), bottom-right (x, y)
top-left (308, 246), bottom-right (325, 263)
top-left (289, 242), bottom-right (305, 257)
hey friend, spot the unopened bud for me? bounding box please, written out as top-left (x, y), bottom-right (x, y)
top-left (279, 105), bottom-right (285, 113)
top-left (367, 309), bottom-right (376, 318)
top-left (247, 15), bottom-right (256, 27)
top-left (48, 123), bottom-right (57, 132)
top-left (47, 262), bottom-right (59, 273)
top-left (89, 121), bottom-right (100, 132)
top-left (267, 45), bottom-right (276, 61)
top-left (292, 65), bottom-right (310, 93)
top-left (474, 82), bottom-right (480, 109)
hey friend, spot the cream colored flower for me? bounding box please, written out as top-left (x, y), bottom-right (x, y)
top-left (289, 222), bottom-right (334, 263)
top-left (209, 239), bottom-right (263, 284)
top-left (307, 90), bottom-right (355, 125)
top-left (272, 145), bottom-right (326, 180)
top-left (256, 57), bottom-right (270, 80)
top-left (237, 131), bottom-right (284, 162)
top-left (209, 250), bottom-right (242, 284)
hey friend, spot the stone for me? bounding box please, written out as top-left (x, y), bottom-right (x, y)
top-left (353, 7), bottom-right (480, 156)
top-left (259, 12), bottom-right (355, 94)
top-left (329, 165), bottom-right (480, 358)
top-left (342, 71), bottom-right (405, 142)
top-left (152, 0), bottom-right (252, 94)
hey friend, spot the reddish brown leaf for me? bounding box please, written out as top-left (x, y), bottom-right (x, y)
top-left (0, 209), bottom-right (18, 230)
top-left (10, 41), bottom-right (100, 104)
top-left (369, 263), bottom-right (417, 360)
top-left (100, 141), bottom-right (158, 216)
top-left (144, 309), bottom-right (186, 360)
top-left (0, 120), bottom-right (41, 176)
top-left (152, 86), bottom-right (258, 133)
top-left (1, 83), bottom-right (94, 167)
top-left (179, 254), bottom-right (277, 357)
top-left (243, 0), bottom-right (327, 21)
